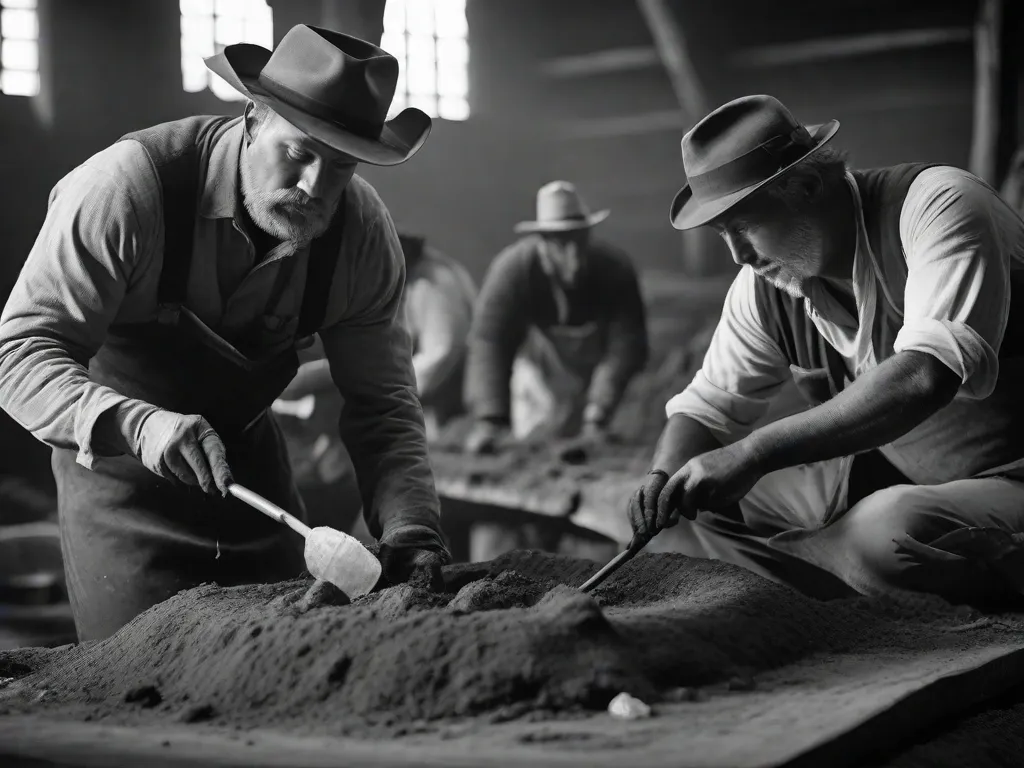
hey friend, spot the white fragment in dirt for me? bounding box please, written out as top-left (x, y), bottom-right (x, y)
top-left (608, 692), bottom-right (651, 719)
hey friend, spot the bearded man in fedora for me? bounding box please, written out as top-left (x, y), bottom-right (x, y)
top-left (463, 181), bottom-right (649, 455)
top-left (0, 26), bottom-right (450, 640)
top-left (629, 94), bottom-right (1024, 608)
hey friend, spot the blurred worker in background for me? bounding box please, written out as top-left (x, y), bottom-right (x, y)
top-left (463, 181), bottom-right (649, 454)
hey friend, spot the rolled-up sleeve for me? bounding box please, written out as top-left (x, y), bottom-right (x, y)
top-left (318, 207), bottom-right (440, 539)
top-left (894, 167), bottom-right (1018, 400)
top-left (0, 145), bottom-right (156, 469)
top-left (665, 266), bottom-right (792, 440)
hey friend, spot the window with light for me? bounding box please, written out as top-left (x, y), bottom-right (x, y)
top-left (0, 0), bottom-right (39, 97)
top-left (382, 0), bottom-right (469, 121)
top-left (181, 0), bottom-right (272, 102)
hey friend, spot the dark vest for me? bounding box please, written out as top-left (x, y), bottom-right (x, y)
top-left (87, 115), bottom-right (345, 437)
top-left (754, 163), bottom-right (1024, 485)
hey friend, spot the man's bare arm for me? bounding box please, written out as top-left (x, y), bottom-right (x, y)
top-left (742, 350), bottom-right (960, 474)
top-left (650, 413), bottom-right (724, 476)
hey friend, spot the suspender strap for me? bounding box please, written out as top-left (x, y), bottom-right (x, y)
top-left (119, 116), bottom-right (231, 318)
top-left (153, 148), bottom-right (199, 312)
top-left (121, 116), bottom-right (346, 335)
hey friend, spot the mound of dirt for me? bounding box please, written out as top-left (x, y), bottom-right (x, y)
top-left (0, 551), bottom-right (998, 737)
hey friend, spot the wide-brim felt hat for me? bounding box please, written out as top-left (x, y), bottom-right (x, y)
top-left (670, 94), bottom-right (839, 230)
top-left (205, 24), bottom-right (431, 166)
top-left (514, 180), bottom-right (610, 234)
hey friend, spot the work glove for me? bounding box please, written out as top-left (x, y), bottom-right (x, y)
top-left (136, 409), bottom-right (233, 496)
top-left (464, 418), bottom-right (510, 455)
top-left (626, 469), bottom-right (671, 541)
top-left (377, 520), bottom-right (452, 592)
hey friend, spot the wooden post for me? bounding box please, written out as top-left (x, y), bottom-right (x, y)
top-left (969, 0), bottom-right (1018, 187)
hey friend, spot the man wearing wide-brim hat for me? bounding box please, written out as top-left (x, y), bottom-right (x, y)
top-left (463, 181), bottom-right (649, 455)
top-left (628, 94), bottom-right (1024, 607)
top-left (0, 26), bottom-right (450, 640)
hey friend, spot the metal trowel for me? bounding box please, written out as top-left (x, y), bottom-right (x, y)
top-left (227, 484), bottom-right (381, 599)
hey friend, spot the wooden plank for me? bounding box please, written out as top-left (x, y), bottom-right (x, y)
top-left (4, 641), bottom-right (1024, 767)
top-left (435, 478), bottom-right (578, 518)
top-left (732, 27), bottom-right (972, 68)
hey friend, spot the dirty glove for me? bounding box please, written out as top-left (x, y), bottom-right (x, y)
top-left (657, 443), bottom-right (764, 523)
top-left (464, 418), bottom-right (510, 455)
top-left (136, 410), bottom-right (233, 496)
top-left (627, 469), bottom-right (670, 541)
top-left (377, 521), bottom-right (452, 592)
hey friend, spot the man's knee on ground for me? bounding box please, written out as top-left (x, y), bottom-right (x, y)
top-left (840, 485), bottom-right (945, 584)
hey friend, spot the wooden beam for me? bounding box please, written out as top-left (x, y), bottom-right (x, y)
top-left (636, 0), bottom-right (708, 123)
top-left (553, 87), bottom-right (967, 141)
top-left (555, 109), bottom-right (685, 140)
top-left (732, 27), bottom-right (973, 68)
top-left (540, 46), bottom-right (660, 78)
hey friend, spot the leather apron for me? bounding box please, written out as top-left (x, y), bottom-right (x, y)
top-left (510, 302), bottom-right (609, 440)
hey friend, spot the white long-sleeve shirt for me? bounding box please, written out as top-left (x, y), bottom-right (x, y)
top-left (666, 167), bottom-right (1024, 440)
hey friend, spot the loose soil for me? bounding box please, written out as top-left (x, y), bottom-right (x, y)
top-left (1, 549), bottom-right (1018, 747)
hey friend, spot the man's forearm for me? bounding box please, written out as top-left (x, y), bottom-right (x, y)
top-left (338, 390), bottom-right (440, 538)
top-left (0, 335), bottom-right (148, 464)
top-left (650, 413), bottom-right (724, 475)
top-left (464, 339), bottom-right (515, 424)
top-left (321, 320), bottom-right (441, 539)
top-left (742, 350), bottom-right (959, 474)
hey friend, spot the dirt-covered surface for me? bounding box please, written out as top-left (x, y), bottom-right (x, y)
top-left (1, 551), bottom-right (1024, 767)
top-left (865, 683), bottom-right (1024, 768)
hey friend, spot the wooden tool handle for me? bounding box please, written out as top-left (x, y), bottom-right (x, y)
top-left (578, 532), bottom-right (651, 593)
top-left (228, 484), bottom-right (311, 538)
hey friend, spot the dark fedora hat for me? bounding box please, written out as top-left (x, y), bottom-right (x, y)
top-left (670, 95), bottom-right (839, 230)
top-left (205, 25), bottom-right (431, 166)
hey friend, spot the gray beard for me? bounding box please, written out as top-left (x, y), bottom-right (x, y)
top-left (240, 161), bottom-right (328, 245)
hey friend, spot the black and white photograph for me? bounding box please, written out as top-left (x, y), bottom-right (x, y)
top-left (0, 1), bottom-right (1023, 766)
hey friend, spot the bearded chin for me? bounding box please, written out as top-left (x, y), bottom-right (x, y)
top-left (240, 167), bottom-right (330, 244)
top-left (243, 195), bottom-right (327, 244)
top-left (766, 270), bottom-right (805, 298)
